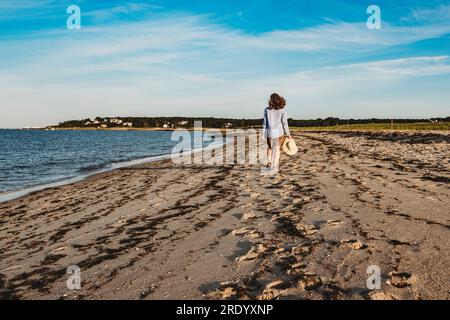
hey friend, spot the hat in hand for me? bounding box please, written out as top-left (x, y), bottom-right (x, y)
top-left (282, 138), bottom-right (298, 156)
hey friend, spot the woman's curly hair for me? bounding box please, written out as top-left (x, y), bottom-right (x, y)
top-left (268, 93), bottom-right (286, 110)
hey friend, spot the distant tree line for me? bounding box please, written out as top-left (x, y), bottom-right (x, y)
top-left (53, 116), bottom-right (450, 129)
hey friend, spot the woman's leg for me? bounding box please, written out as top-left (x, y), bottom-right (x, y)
top-left (266, 138), bottom-right (272, 167)
top-left (272, 138), bottom-right (281, 170)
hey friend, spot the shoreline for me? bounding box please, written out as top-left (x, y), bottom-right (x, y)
top-left (0, 154), bottom-right (173, 204)
top-left (0, 136), bottom-right (233, 204)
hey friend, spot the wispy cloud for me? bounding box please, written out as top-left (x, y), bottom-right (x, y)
top-left (84, 2), bottom-right (163, 23)
top-left (3, 12), bottom-right (450, 77)
top-left (406, 5), bottom-right (450, 22)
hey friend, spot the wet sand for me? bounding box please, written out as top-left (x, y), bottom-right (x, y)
top-left (0, 130), bottom-right (449, 300)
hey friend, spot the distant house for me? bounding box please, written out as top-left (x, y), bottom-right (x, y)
top-left (163, 123), bottom-right (169, 128)
top-left (100, 124), bottom-right (108, 128)
top-left (110, 118), bottom-right (123, 124)
top-left (93, 120), bottom-right (100, 125)
top-left (179, 121), bottom-right (188, 126)
top-left (85, 121), bottom-right (92, 126)
top-left (123, 122), bottom-right (132, 127)
top-left (225, 122), bottom-right (233, 128)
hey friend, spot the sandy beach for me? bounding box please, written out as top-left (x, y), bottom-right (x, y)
top-left (0, 130), bottom-right (448, 300)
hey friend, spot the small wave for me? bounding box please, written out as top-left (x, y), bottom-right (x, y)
top-left (78, 163), bottom-right (109, 173)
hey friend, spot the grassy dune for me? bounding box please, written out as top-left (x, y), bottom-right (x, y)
top-left (292, 122), bottom-right (450, 131)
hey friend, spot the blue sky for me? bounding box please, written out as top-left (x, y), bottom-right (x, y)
top-left (0, 0), bottom-right (450, 127)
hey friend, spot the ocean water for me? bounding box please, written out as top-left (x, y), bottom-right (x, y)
top-left (0, 129), bottom-right (212, 200)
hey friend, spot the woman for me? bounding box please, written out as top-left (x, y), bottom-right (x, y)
top-left (263, 93), bottom-right (291, 173)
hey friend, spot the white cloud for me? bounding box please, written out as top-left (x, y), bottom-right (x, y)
top-left (84, 2), bottom-right (163, 22)
top-left (406, 5), bottom-right (450, 22)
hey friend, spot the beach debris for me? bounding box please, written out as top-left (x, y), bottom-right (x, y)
top-left (51, 246), bottom-right (68, 253)
top-left (242, 191), bottom-right (259, 198)
top-left (287, 262), bottom-right (307, 275)
top-left (219, 228), bottom-right (232, 236)
top-left (257, 288), bottom-right (283, 300)
top-left (298, 274), bottom-right (322, 291)
top-left (325, 219), bottom-right (342, 227)
top-left (222, 287), bottom-right (238, 299)
top-left (291, 262), bottom-right (307, 269)
top-left (295, 223), bottom-right (317, 235)
top-left (266, 280), bottom-right (290, 290)
top-left (275, 247), bottom-right (286, 254)
top-left (247, 230), bottom-right (263, 239)
top-left (139, 285), bottom-right (157, 299)
top-left (238, 249), bottom-right (260, 261)
top-left (368, 291), bottom-right (398, 300)
top-left (210, 282), bottom-right (240, 299)
top-left (231, 227), bottom-right (251, 236)
top-left (350, 241), bottom-right (366, 250)
top-left (387, 272), bottom-right (416, 288)
top-left (291, 245), bottom-right (311, 256)
top-left (1, 265), bottom-right (23, 272)
top-left (243, 212), bottom-right (257, 221)
top-left (341, 239), bottom-right (367, 250)
top-left (256, 243), bottom-right (269, 253)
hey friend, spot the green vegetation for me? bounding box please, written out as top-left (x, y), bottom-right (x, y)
top-left (51, 116), bottom-right (450, 131)
top-left (292, 122), bottom-right (450, 131)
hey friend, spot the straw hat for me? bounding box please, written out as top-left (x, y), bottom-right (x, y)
top-left (282, 138), bottom-right (298, 155)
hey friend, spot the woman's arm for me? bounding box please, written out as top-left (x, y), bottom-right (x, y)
top-left (281, 110), bottom-right (290, 137)
top-left (262, 109), bottom-right (268, 138)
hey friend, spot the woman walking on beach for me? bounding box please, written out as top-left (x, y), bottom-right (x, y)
top-left (263, 93), bottom-right (291, 174)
